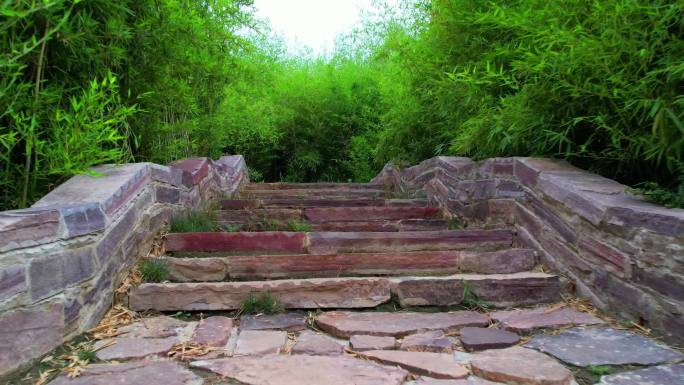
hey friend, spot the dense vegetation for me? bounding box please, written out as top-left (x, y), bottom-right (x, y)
top-left (2, 0), bottom-right (683, 210)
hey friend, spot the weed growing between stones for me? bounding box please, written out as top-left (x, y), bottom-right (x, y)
top-left (76, 349), bottom-right (97, 363)
top-left (287, 219), bottom-right (312, 232)
top-left (447, 218), bottom-right (464, 230)
top-left (460, 280), bottom-right (490, 312)
top-left (170, 209), bottom-right (217, 233)
top-left (138, 259), bottom-right (170, 283)
top-left (239, 292), bottom-right (284, 315)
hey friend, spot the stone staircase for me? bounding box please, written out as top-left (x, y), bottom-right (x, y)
top-left (128, 182), bottom-right (560, 312)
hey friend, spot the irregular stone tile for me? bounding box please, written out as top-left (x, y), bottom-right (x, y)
top-left (117, 315), bottom-right (187, 338)
top-left (240, 313), bottom-right (307, 332)
top-left (350, 335), bottom-right (397, 351)
top-left (597, 364), bottom-right (684, 385)
top-left (470, 346), bottom-right (573, 385)
top-left (192, 354), bottom-right (408, 385)
top-left (317, 311), bottom-right (489, 338)
top-left (459, 327), bottom-right (519, 351)
top-left (233, 330), bottom-right (287, 355)
top-left (47, 360), bottom-right (201, 385)
top-left (94, 336), bottom-right (179, 361)
top-left (400, 331), bottom-right (453, 353)
top-left (525, 327), bottom-right (684, 367)
top-left (492, 307), bottom-right (604, 333)
top-left (416, 377), bottom-right (503, 385)
top-left (358, 350), bottom-right (469, 379)
top-left (166, 257), bottom-right (227, 282)
top-left (291, 331), bottom-right (344, 356)
top-left (191, 316), bottom-right (234, 347)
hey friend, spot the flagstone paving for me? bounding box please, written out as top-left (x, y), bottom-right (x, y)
top-left (525, 327), bottom-right (684, 367)
top-left (40, 309), bottom-right (684, 385)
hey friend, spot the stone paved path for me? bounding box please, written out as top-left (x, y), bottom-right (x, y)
top-left (44, 309), bottom-right (684, 385)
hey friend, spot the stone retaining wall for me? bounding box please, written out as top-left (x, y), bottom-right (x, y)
top-left (373, 157), bottom-right (684, 343)
top-left (0, 155), bottom-right (247, 378)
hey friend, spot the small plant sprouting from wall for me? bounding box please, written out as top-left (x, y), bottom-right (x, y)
top-left (139, 259), bottom-right (170, 283)
top-left (239, 291), bottom-right (284, 315)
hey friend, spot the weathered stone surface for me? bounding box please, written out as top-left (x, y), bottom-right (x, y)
top-left (597, 364), bottom-right (684, 385)
top-left (47, 360), bottom-right (201, 385)
top-left (170, 157), bottom-right (211, 185)
top-left (233, 330), bottom-right (288, 355)
top-left (0, 208), bottom-right (61, 251)
top-left (350, 335), bottom-right (397, 351)
top-left (165, 231), bottom-right (307, 253)
top-left (304, 206), bottom-right (439, 222)
top-left (29, 248), bottom-right (96, 301)
top-left (192, 316), bottom-right (234, 347)
top-left (222, 249), bottom-right (534, 280)
top-left (578, 236), bottom-right (630, 275)
top-left (292, 331), bottom-right (345, 355)
top-left (470, 346), bottom-right (574, 385)
top-left (525, 327), bottom-right (684, 367)
top-left (117, 315), bottom-right (187, 338)
top-left (308, 230), bottom-right (513, 254)
top-left (400, 331), bottom-right (453, 353)
top-left (0, 264), bottom-right (26, 301)
top-left (33, 163), bottom-right (150, 218)
top-left (166, 257), bottom-right (227, 282)
top-left (94, 336), bottom-right (178, 360)
top-left (59, 203), bottom-right (107, 237)
top-left (129, 278), bottom-right (391, 311)
top-left (358, 350), bottom-right (469, 379)
top-left (0, 302), bottom-right (64, 377)
top-left (458, 327), bottom-right (519, 351)
top-left (317, 311), bottom-right (488, 339)
top-left (240, 313), bottom-right (307, 332)
top-left (416, 378), bottom-right (502, 385)
top-left (514, 158), bottom-right (575, 188)
top-left (391, 272), bottom-right (560, 308)
top-left (491, 307), bottom-right (604, 333)
top-left (192, 354), bottom-right (408, 385)
top-left (156, 185), bottom-right (181, 204)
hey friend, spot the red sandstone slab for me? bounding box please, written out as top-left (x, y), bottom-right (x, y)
top-left (244, 189), bottom-right (386, 199)
top-left (128, 278), bottom-right (391, 311)
top-left (459, 327), bottom-right (520, 351)
top-left (308, 230), bottom-right (513, 254)
top-left (220, 198), bottom-right (429, 209)
top-left (311, 221), bottom-right (401, 232)
top-left (358, 350), bottom-right (469, 379)
top-left (220, 199), bottom-right (261, 210)
top-left (398, 219), bottom-right (449, 231)
top-left (470, 346), bottom-right (574, 385)
top-left (304, 206), bottom-right (440, 222)
top-left (234, 330), bottom-right (287, 355)
top-left (292, 331), bottom-right (345, 356)
top-left (165, 257), bottom-right (227, 282)
top-left (316, 311), bottom-right (488, 338)
top-left (400, 330), bottom-right (453, 353)
top-left (191, 355), bottom-right (408, 385)
top-left (491, 307), bottom-right (605, 333)
top-left (350, 335), bottom-right (397, 351)
top-left (391, 272), bottom-right (560, 308)
top-left (164, 232), bottom-right (307, 253)
top-left (191, 316), bottom-right (234, 347)
top-left (48, 360), bottom-right (201, 385)
top-left (216, 208), bottom-right (303, 222)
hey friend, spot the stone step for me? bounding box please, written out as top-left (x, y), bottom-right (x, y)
top-left (220, 198), bottom-right (430, 209)
top-left (307, 229), bottom-right (514, 254)
top-left (391, 272), bottom-right (560, 308)
top-left (240, 188), bottom-right (387, 199)
top-left (127, 272), bottom-right (557, 311)
top-left (304, 206), bottom-right (441, 222)
top-left (310, 219), bottom-right (448, 232)
top-left (128, 277), bottom-right (392, 311)
top-left (165, 229), bottom-right (514, 254)
top-left (218, 219), bottom-right (449, 232)
top-left (245, 182), bottom-right (383, 190)
top-left (163, 249), bottom-right (536, 281)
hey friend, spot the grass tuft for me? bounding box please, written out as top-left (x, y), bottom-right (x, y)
top-left (586, 365), bottom-right (613, 376)
top-left (170, 209), bottom-right (216, 233)
top-left (287, 219), bottom-right (312, 232)
top-left (77, 349), bottom-right (97, 362)
top-left (240, 291), bottom-right (284, 315)
top-left (139, 259), bottom-right (170, 283)
top-left (460, 279), bottom-right (490, 312)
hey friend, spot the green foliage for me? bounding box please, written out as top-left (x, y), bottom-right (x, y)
top-left (239, 291), bottom-right (284, 315)
top-left (3, 0), bottom-right (683, 209)
top-left (586, 365), bottom-right (614, 376)
top-left (287, 219), bottom-right (312, 232)
top-left (170, 209), bottom-right (217, 233)
top-left (77, 349), bottom-right (97, 363)
top-left (138, 259), bottom-right (170, 283)
top-left (460, 279), bottom-right (490, 312)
